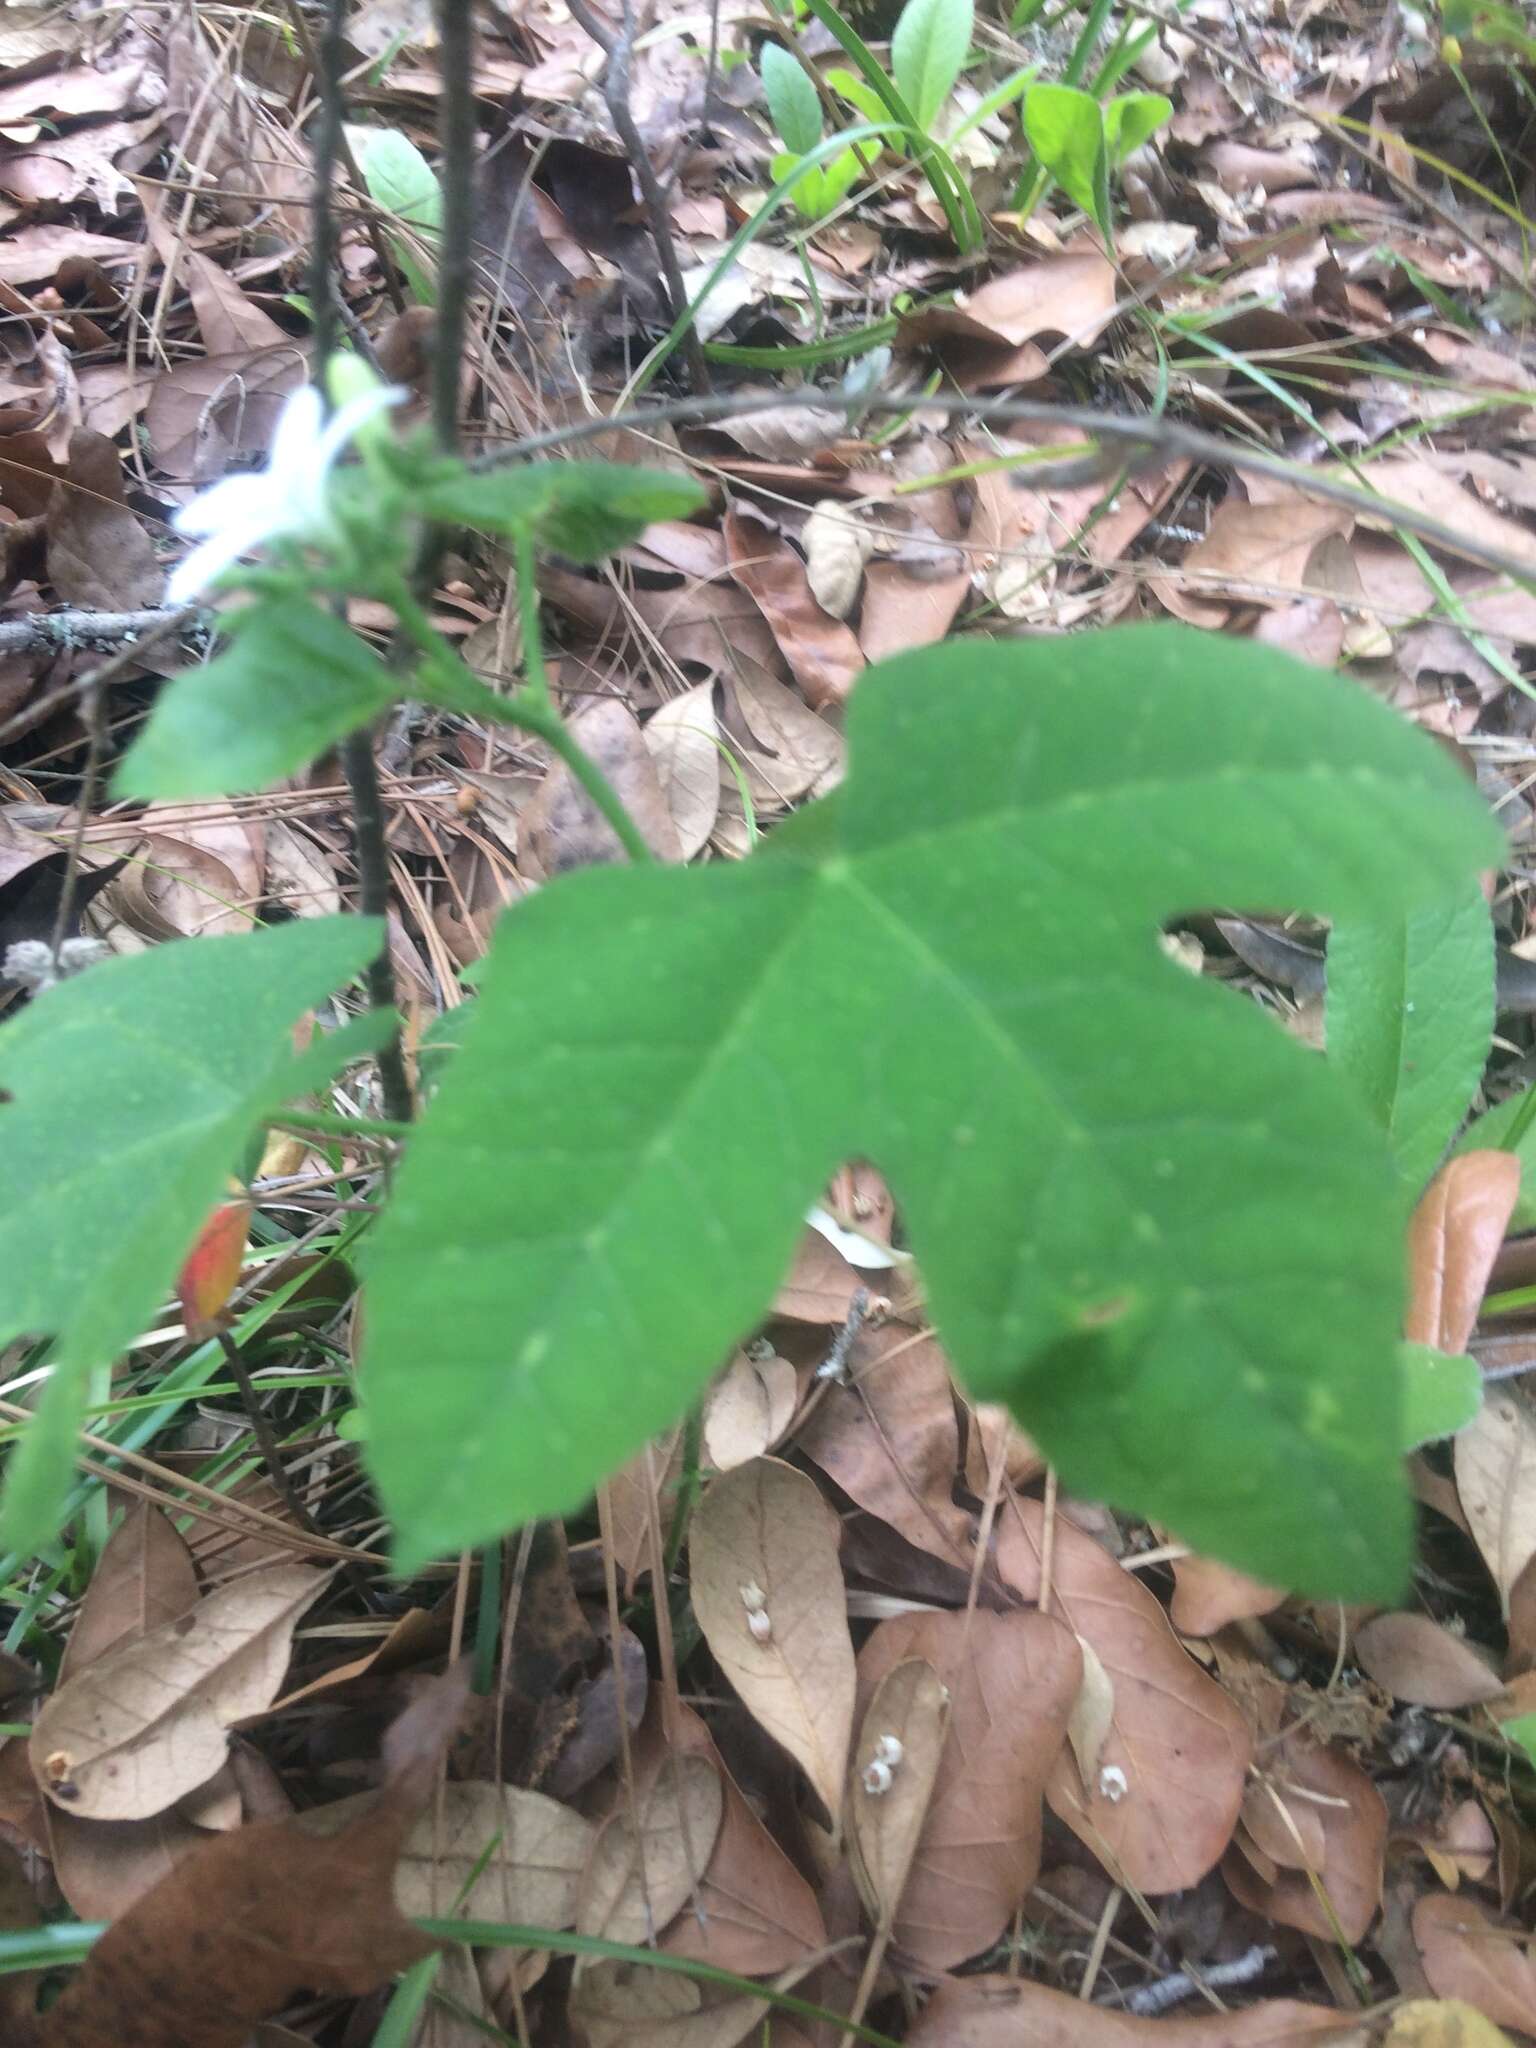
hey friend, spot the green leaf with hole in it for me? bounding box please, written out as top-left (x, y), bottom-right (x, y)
top-left (0, 918), bottom-right (382, 1555)
top-left (1327, 885), bottom-right (1494, 1194)
top-left (114, 600), bottom-right (402, 800)
top-left (891, 0), bottom-right (973, 128)
top-left (354, 125), bottom-right (440, 304)
top-left (362, 622), bottom-right (1499, 1597)
top-left (417, 460), bottom-right (706, 560)
top-left (1023, 82), bottom-right (1109, 237)
top-left (760, 39), bottom-right (823, 157)
top-left (1396, 1342), bottom-right (1484, 1450)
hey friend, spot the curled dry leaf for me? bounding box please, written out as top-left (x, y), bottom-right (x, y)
top-left (905, 1977), bottom-right (1363, 2047)
top-left (575, 1751), bottom-right (724, 1944)
top-left (847, 1655), bottom-right (948, 1930)
top-left (30, 1562), bottom-right (329, 1821)
top-left (1412, 1892), bottom-right (1536, 2036)
top-left (568, 1957), bottom-right (774, 2048)
top-left (25, 1666), bottom-right (470, 2048)
top-left (996, 1500), bottom-right (1250, 1895)
top-left (804, 499), bottom-right (876, 620)
top-left (1454, 1387), bottom-right (1536, 1615)
top-left (689, 1458), bottom-right (855, 1825)
top-left (1169, 1553), bottom-right (1286, 1637)
top-left (1354, 1613), bottom-right (1506, 1709)
top-left (643, 680), bottom-right (722, 861)
top-left (1223, 1738), bottom-right (1387, 1943)
top-left (797, 1323), bottom-right (973, 1567)
top-left (1405, 1152), bottom-right (1520, 1356)
top-left (723, 506), bottom-right (865, 712)
top-left (856, 1607), bottom-right (1081, 1970)
top-left (703, 1349), bottom-right (799, 1472)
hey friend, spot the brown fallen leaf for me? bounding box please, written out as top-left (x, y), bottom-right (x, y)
top-left (1405, 1153), bottom-right (1520, 1355)
top-left (847, 1655), bottom-right (948, 1932)
top-left (28, 1663), bottom-right (470, 2048)
top-left (1412, 1892), bottom-right (1536, 2035)
top-left (46, 1503), bottom-right (219, 1919)
top-left (1168, 1553), bottom-right (1285, 1637)
top-left (1177, 496), bottom-right (1352, 605)
top-left (703, 1349), bottom-right (800, 1472)
top-left (45, 429), bottom-right (163, 611)
top-left (522, 697), bottom-right (682, 874)
top-left (568, 1956), bottom-right (773, 2048)
top-left (1454, 1387), bottom-right (1536, 1617)
top-left (855, 1607), bottom-right (1081, 1969)
top-left (798, 1323), bottom-right (973, 1567)
top-left (1222, 1737), bottom-right (1386, 1944)
top-left (643, 680), bottom-right (722, 861)
top-left (904, 1975), bottom-right (1362, 2046)
top-left (897, 251), bottom-right (1119, 358)
top-left (575, 1751), bottom-right (723, 1944)
top-left (659, 1699), bottom-right (827, 1976)
top-left (0, 1837), bottom-right (43, 2037)
top-left (30, 1561), bottom-right (330, 1820)
top-left (689, 1458), bottom-right (855, 1826)
top-left (996, 1500), bottom-right (1250, 1895)
top-left (723, 506), bottom-right (865, 712)
top-left (1354, 1613), bottom-right (1506, 1709)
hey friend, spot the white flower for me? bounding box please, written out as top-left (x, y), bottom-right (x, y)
top-left (166, 381), bottom-right (407, 604)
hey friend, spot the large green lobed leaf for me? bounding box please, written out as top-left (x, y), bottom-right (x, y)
top-left (361, 626), bottom-right (1498, 1595)
top-left (0, 918), bottom-right (382, 1551)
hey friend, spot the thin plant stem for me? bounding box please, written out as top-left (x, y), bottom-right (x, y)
top-left (513, 525), bottom-right (549, 707)
top-left (213, 1330), bottom-right (327, 1546)
top-left (386, 575), bottom-right (655, 865)
top-left (431, 0), bottom-right (477, 453)
top-left (267, 1107), bottom-right (413, 1142)
top-left (310, 0), bottom-right (415, 1125)
top-left (46, 677), bottom-right (107, 969)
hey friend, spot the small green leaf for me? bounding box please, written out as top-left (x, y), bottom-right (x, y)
top-left (1396, 1342), bottom-right (1483, 1450)
top-left (1504, 1712), bottom-right (1536, 1767)
top-left (760, 41), bottom-right (823, 157)
top-left (1102, 89), bottom-right (1171, 164)
top-left (1328, 885), bottom-right (1493, 1192)
top-left (114, 600), bottom-right (402, 800)
top-left (355, 126), bottom-right (441, 304)
top-left (890, 0), bottom-right (973, 128)
top-left (363, 624), bottom-right (1497, 1596)
top-left (0, 918), bottom-right (382, 1554)
top-left (1023, 82), bottom-right (1109, 237)
top-left (418, 460), bottom-right (706, 560)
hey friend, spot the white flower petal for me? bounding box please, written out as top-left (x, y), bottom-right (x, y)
top-left (166, 519), bottom-right (273, 603)
top-left (172, 472), bottom-right (282, 541)
top-left (266, 385), bottom-right (326, 483)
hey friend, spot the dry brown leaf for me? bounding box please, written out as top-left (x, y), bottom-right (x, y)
top-left (1454, 1388), bottom-right (1536, 1615)
top-left (145, 347), bottom-right (306, 483)
top-left (1354, 1613), bottom-right (1506, 1708)
top-left (1169, 1553), bottom-right (1286, 1636)
top-left (703, 1350), bottom-right (799, 1472)
top-left (1412, 1893), bottom-right (1536, 2035)
top-left (1222, 1738), bottom-right (1386, 1943)
top-left (643, 681), bottom-right (722, 861)
top-left (30, 1562), bottom-right (329, 1820)
top-left (575, 1751), bottom-right (723, 1944)
top-left (387, 1779), bottom-right (593, 1925)
top-left (0, 1837), bottom-right (42, 2037)
top-left (1178, 497), bottom-right (1352, 602)
top-left (568, 1957), bottom-right (770, 2048)
top-left (689, 1457), bottom-right (855, 1824)
top-left (47, 1502), bottom-right (213, 1918)
top-left (45, 429), bottom-right (162, 610)
top-left (772, 1224), bottom-right (871, 1324)
top-left (1397, 1801), bottom-right (1498, 1892)
top-left (798, 1323), bottom-right (972, 1566)
top-left (898, 252), bottom-right (1118, 354)
top-left (856, 1607), bottom-right (1081, 1969)
top-left (720, 668), bottom-right (844, 810)
top-left (904, 1976), bottom-right (1362, 2047)
top-left (659, 1701), bottom-right (826, 1976)
top-left (28, 1665), bottom-right (469, 2048)
top-left (523, 697), bottom-right (682, 874)
top-left (804, 499), bottom-right (875, 619)
top-left (1406, 1153), bottom-right (1521, 1355)
top-left (723, 506), bottom-right (865, 712)
top-left (996, 1501), bottom-right (1250, 1894)
top-left (847, 1655), bottom-right (948, 1930)
top-left (1352, 459), bottom-right (1536, 576)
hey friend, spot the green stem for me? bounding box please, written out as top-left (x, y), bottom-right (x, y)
top-left (513, 524), bottom-right (549, 707)
top-left (384, 573), bottom-right (654, 866)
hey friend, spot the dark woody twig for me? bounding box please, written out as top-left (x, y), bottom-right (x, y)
top-left (565, 0), bottom-right (713, 398)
